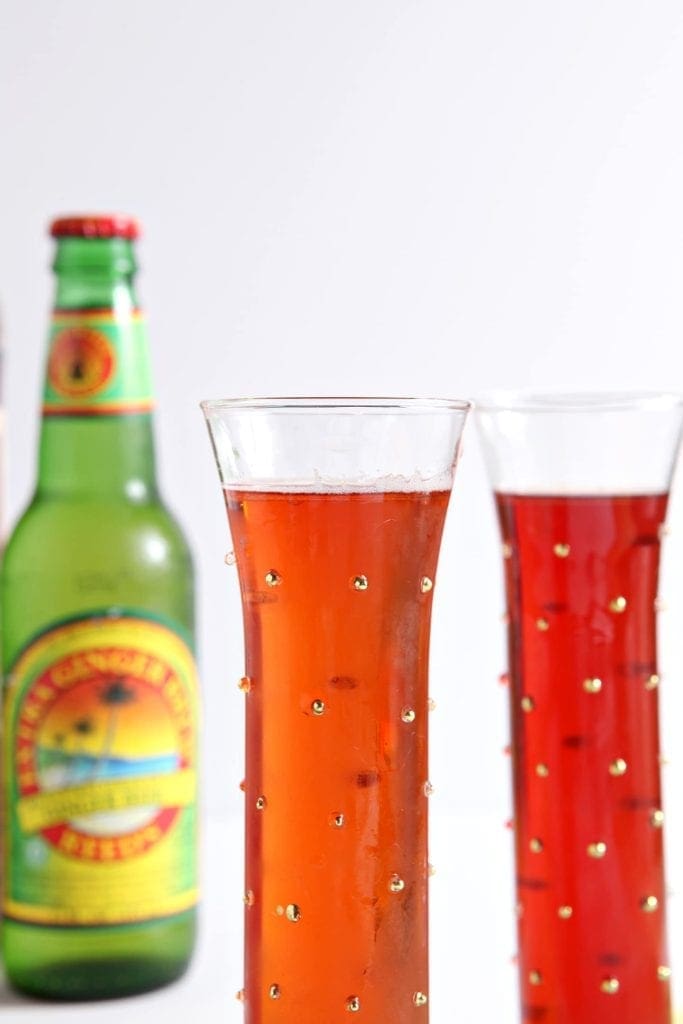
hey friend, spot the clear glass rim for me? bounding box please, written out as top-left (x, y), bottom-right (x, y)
top-left (200, 395), bottom-right (472, 414)
top-left (475, 389), bottom-right (683, 414)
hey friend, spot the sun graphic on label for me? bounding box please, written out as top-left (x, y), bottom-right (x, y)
top-left (48, 326), bottom-right (115, 398)
top-left (15, 645), bottom-right (195, 863)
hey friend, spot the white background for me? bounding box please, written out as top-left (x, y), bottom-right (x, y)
top-left (2, 1), bottom-right (683, 1020)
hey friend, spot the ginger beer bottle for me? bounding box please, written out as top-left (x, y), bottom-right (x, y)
top-left (1, 215), bottom-right (198, 999)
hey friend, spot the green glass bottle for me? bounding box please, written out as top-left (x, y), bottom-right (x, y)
top-left (1, 215), bottom-right (198, 1000)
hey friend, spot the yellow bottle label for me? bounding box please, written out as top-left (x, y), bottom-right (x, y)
top-left (3, 615), bottom-right (198, 926)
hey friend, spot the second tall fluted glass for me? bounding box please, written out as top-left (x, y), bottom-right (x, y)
top-left (478, 392), bottom-right (683, 1024)
top-left (202, 397), bottom-right (469, 1022)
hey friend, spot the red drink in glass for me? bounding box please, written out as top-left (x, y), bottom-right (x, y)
top-left (497, 492), bottom-right (670, 1024)
top-left (226, 487), bottom-right (450, 1022)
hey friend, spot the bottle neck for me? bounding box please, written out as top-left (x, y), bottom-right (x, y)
top-left (37, 238), bottom-right (158, 501)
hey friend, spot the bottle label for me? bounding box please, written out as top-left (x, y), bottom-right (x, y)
top-left (43, 310), bottom-right (154, 416)
top-left (3, 615), bottom-right (198, 926)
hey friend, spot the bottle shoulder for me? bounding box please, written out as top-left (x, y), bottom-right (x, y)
top-left (1, 494), bottom-right (195, 666)
top-left (3, 493), bottom-right (194, 572)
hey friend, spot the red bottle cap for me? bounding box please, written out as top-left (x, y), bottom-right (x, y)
top-left (49, 215), bottom-right (140, 240)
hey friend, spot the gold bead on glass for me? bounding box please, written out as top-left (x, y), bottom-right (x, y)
top-left (285, 903), bottom-right (301, 922)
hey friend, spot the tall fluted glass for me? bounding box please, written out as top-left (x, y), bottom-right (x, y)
top-left (477, 392), bottom-right (683, 1024)
top-left (202, 397), bottom-right (469, 1022)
